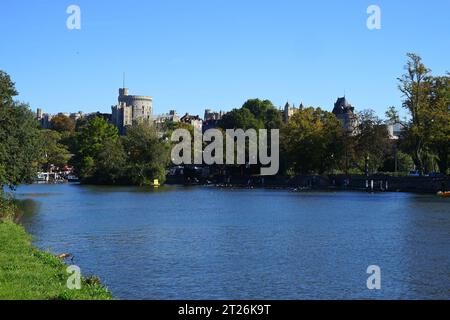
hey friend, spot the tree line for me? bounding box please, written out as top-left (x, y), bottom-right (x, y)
top-left (0, 53), bottom-right (448, 203)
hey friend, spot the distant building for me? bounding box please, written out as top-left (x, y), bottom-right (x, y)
top-left (70, 111), bottom-right (84, 122)
top-left (180, 113), bottom-right (203, 132)
top-left (36, 108), bottom-right (53, 129)
top-left (386, 122), bottom-right (402, 140)
top-left (283, 102), bottom-right (303, 123)
top-left (36, 108), bottom-right (43, 120)
top-left (202, 109), bottom-right (224, 132)
top-left (204, 109), bottom-right (224, 121)
top-left (154, 110), bottom-right (180, 125)
top-left (111, 87), bottom-right (153, 135)
top-left (332, 97), bottom-right (358, 135)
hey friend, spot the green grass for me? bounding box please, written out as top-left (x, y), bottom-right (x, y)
top-left (0, 221), bottom-right (112, 300)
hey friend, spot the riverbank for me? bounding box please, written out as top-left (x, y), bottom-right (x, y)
top-left (0, 220), bottom-right (112, 300)
top-left (168, 174), bottom-right (450, 194)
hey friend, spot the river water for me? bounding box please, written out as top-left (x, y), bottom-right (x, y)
top-left (12, 184), bottom-right (450, 299)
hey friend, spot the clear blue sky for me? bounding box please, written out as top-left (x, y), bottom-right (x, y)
top-left (0, 0), bottom-right (448, 118)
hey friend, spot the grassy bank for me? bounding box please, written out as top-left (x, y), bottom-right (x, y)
top-left (0, 220), bottom-right (112, 300)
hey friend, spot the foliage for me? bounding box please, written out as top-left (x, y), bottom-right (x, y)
top-left (427, 75), bottom-right (450, 174)
top-left (281, 107), bottom-right (344, 174)
top-left (351, 109), bottom-right (391, 173)
top-left (72, 118), bottom-right (170, 185)
top-left (396, 53), bottom-right (432, 174)
top-left (220, 107), bottom-right (263, 130)
top-left (0, 72), bottom-right (41, 189)
top-left (123, 123), bottom-right (170, 185)
top-left (220, 98), bottom-right (283, 130)
top-left (39, 130), bottom-right (71, 171)
top-left (72, 117), bottom-right (120, 182)
top-left (50, 114), bottom-right (75, 133)
top-left (0, 71), bottom-right (18, 106)
top-left (242, 99), bottom-right (283, 129)
top-left (94, 138), bottom-right (127, 184)
top-left (389, 54), bottom-right (449, 174)
top-left (380, 150), bottom-right (414, 173)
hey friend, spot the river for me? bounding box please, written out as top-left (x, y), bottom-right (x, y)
top-left (12, 184), bottom-right (450, 299)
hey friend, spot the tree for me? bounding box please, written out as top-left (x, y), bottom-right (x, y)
top-left (352, 110), bottom-right (391, 174)
top-left (381, 150), bottom-right (414, 173)
top-left (72, 117), bottom-right (120, 181)
top-left (0, 71), bottom-right (41, 190)
top-left (123, 123), bottom-right (170, 185)
top-left (282, 107), bottom-right (344, 174)
top-left (39, 130), bottom-right (71, 171)
top-left (220, 107), bottom-right (263, 130)
top-left (427, 75), bottom-right (450, 174)
top-left (220, 99), bottom-right (283, 130)
top-left (242, 99), bottom-right (283, 129)
top-left (50, 114), bottom-right (75, 133)
top-left (0, 71), bottom-right (18, 106)
top-left (95, 138), bottom-right (127, 184)
top-left (397, 53), bottom-right (432, 174)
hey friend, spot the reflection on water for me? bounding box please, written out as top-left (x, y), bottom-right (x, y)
top-left (12, 184), bottom-right (450, 300)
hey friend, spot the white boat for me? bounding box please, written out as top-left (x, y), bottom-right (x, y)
top-left (36, 172), bottom-right (49, 182)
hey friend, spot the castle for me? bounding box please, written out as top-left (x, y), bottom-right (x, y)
top-left (111, 88), bottom-right (152, 135)
top-left (332, 97), bottom-right (358, 135)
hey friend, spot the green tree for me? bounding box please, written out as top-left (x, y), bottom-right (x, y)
top-left (381, 150), bottom-right (414, 173)
top-left (220, 99), bottom-right (283, 130)
top-left (282, 107), bottom-right (344, 174)
top-left (39, 130), bottom-right (71, 171)
top-left (95, 139), bottom-right (127, 184)
top-left (72, 117), bottom-right (120, 181)
top-left (0, 71), bottom-right (41, 191)
top-left (220, 107), bottom-right (263, 130)
top-left (352, 110), bottom-right (391, 174)
top-left (397, 53), bottom-right (432, 175)
top-left (242, 99), bottom-right (283, 129)
top-left (427, 75), bottom-right (450, 174)
top-left (0, 71), bottom-right (18, 106)
top-left (123, 123), bottom-right (170, 185)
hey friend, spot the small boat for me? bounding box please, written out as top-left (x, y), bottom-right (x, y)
top-left (437, 191), bottom-right (450, 198)
top-left (36, 172), bottom-right (49, 182)
top-left (67, 175), bottom-right (79, 182)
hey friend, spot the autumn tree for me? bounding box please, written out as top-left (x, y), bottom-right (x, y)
top-left (50, 114), bottom-right (75, 132)
top-left (282, 107), bottom-right (344, 174)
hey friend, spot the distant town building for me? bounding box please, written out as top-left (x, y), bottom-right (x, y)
top-left (332, 97), bottom-right (358, 135)
top-left (202, 109), bottom-right (224, 132)
top-left (111, 87), bottom-right (152, 135)
top-left (180, 113), bottom-right (203, 132)
top-left (204, 109), bottom-right (224, 121)
top-left (36, 108), bottom-right (53, 129)
top-left (386, 122), bottom-right (402, 140)
top-left (283, 102), bottom-right (303, 123)
top-left (154, 110), bottom-right (180, 125)
top-left (70, 111), bottom-right (84, 122)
